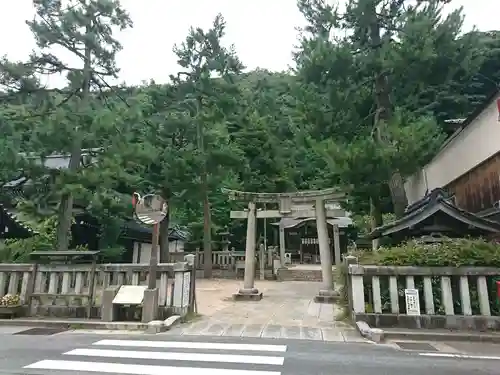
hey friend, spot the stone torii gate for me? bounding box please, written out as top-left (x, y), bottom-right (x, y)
top-left (222, 187), bottom-right (346, 302)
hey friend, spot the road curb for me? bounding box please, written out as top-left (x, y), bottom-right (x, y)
top-left (0, 318), bottom-right (147, 331)
top-left (0, 315), bottom-right (183, 334)
top-left (145, 315), bottom-right (182, 334)
top-left (355, 321), bottom-right (384, 343)
top-left (354, 320), bottom-right (500, 344)
top-left (164, 315), bottom-right (182, 330)
top-left (383, 329), bottom-right (500, 343)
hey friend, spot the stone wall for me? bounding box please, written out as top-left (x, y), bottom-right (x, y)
top-left (196, 269), bottom-right (275, 280)
top-left (195, 267), bottom-right (323, 281)
top-left (276, 268), bottom-right (322, 282)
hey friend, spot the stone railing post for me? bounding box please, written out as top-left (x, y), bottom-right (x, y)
top-left (332, 224), bottom-right (341, 265)
top-left (343, 255), bottom-right (358, 319)
top-left (184, 254), bottom-right (196, 314)
top-left (259, 243), bottom-right (265, 280)
top-left (171, 262), bottom-right (191, 315)
top-left (278, 221), bottom-right (286, 268)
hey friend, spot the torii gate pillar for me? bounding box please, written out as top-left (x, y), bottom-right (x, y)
top-left (314, 198), bottom-right (337, 303)
top-left (223, 187), bottom-right (344, 304)
top-left (233, 201), bottom-right (262, 301)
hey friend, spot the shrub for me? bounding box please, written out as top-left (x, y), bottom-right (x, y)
top-left (363, 237), bottom-right (500, 267)
top-left (0, 294), bottom-right (20, 306)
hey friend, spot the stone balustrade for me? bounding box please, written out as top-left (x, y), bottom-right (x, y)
top-left (346, 262), bottom-right (500, 330)
top-left (169, 251), bottom-right (246, 269)
top-left (0, 262), bottom-right (192, 319)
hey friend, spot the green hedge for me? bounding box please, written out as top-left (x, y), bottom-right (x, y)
top-left (355, 237), bottom-right (500, 267)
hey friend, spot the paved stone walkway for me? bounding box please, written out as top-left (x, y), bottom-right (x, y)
top-left (167, 279), bottom-right (366, 342)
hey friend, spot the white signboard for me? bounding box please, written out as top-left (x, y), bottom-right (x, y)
top-left (181, 272), bottom-right (191, 308)
top-left (404, 288), bottom-right (421, 316)
top-left (113, 285), bottom-right (147, 305)
top-left (172, 271), bottom-right (184, 308)
top-left (173, 272), bottom-right (192, 309)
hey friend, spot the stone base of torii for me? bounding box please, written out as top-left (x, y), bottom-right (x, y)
top-left (222, 188), bottom-right (346, 303)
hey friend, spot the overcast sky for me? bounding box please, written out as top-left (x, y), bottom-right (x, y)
top-left (1, 0), bottom-right (498, 87)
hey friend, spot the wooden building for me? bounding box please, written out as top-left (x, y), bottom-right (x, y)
top-left (1, 151), bottom-right (189, 262)
top-left (0, 204), bottom-right (36, 240)
top-left (367, 189), bottom-right (500, 243)
top-left (272, 216), bottom-right (353, 264)
top-left (405, 89), bottom-right (500, 217)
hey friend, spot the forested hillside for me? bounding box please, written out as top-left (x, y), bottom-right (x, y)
top-left (1, 0), bottom-right (499, 262)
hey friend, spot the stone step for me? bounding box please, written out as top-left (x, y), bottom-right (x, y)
top-left (276, 268), bottom-right (323, 282)
top-left (196, 268), bottom-right (275, 280)
top-left (197, 267), bottom-right (324, 282)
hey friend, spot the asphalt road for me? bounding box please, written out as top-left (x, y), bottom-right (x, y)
top-left (0, 331), bottom-right (499, 375)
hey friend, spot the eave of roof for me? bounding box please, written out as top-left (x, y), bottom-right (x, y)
top-left (271, 216), bottom-right (353, 229)
top-left (3, 148), bottom-right (102, 188)
top-left (122, 220), bottom-right (190, 242)
top-left (367, 189), bottom-right (500, 239)
top-left (0, 204), bottom-right (38, 236)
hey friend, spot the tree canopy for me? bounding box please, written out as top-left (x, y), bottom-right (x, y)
top-left (1, 0), bottom-right (499, 264)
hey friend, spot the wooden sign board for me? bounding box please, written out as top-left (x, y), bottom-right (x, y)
top-left (113, 285), bottom-right (147, 305)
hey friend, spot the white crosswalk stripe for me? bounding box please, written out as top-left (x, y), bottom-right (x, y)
top-left (136, 215), bottom-right (156, 224)
top-left (23, 339), bottom-right (287, 375)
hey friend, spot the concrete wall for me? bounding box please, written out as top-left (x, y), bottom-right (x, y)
top-left (405, 93), bottom-right (500, 204)
top-left (132, 242), bottom-right (153, 264)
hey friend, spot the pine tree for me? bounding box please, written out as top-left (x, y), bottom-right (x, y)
top-left (171, 14), bottom-right (244, 277)
top-left (296, 0), bottom-right (475, 219)
top-left (26, 0), bottom-right (132, 250)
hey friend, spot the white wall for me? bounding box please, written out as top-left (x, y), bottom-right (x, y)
top-left (169, 240), bottom-right (184, 253)
top-left (132, 242), bottom-right (155, 264)
top-left (132, 240), bottom-right (185, 263)
top-left (405, 94), bottom-right (500, 204)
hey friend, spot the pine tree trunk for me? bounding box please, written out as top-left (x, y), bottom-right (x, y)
top-left (56, 193), bottom-right (75, 250)
top-left (196, 100), bottom-right (212, 278)
top-left (370, 196), bottom-right (383, 250)
top-left (159, 209), bottom-right (170, 262)
top-left (369, 7), bottom-right (408, 218)
top-left (56, 22), bottom-right (91, 251)
top-left (388, 172), bottom-right (408, 218)
top-left (202, 169), bottom-right (213, 278)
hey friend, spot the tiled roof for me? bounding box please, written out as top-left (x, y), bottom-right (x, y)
top-left (0, 204), bottom-right (38, 237)
top-left (367, 188), bottom-right (500, 239)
